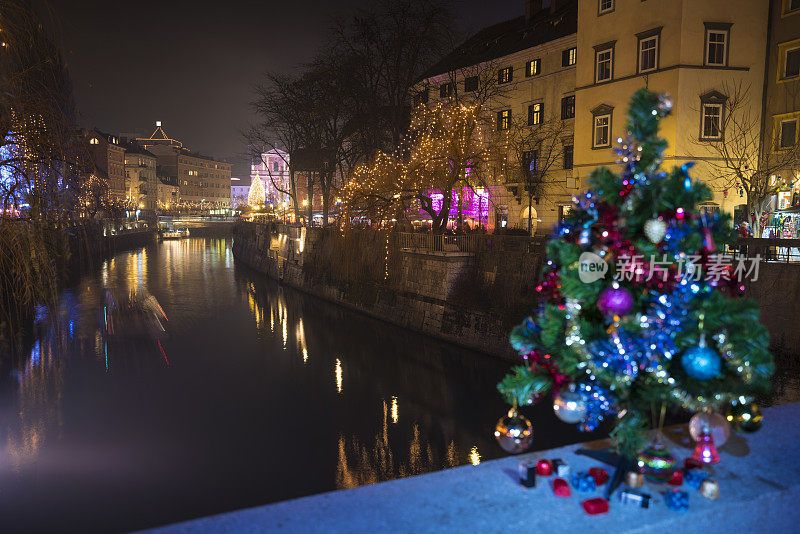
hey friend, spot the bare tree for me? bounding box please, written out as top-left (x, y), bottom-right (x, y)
top-left (692, 81), bottom-right (800, 236)
top-left (331, 0), bottom-right (456, 156)
top-left (506, 112), bottom-right (573, 234)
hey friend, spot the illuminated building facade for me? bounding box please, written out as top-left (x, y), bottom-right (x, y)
top-left (83, 129), bottom-right (127, 203)
top-left (121, 140), bottom-right (157, 209)
top-left (418, 0), bottom-right (783, 232)
top-left (138, 122), bottom-right (232, 208)
top-left (250, 149), bottom-right (291, 205)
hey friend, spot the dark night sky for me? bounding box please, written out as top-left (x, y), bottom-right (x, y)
top-left (49, 0), bottom-right (522, 178)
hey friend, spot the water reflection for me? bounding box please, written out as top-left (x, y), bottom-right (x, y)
top-left (239, 272), bottom-right (506, 491)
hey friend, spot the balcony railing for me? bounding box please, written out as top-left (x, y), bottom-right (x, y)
top-left (732, 237), bottom-right (800, 263)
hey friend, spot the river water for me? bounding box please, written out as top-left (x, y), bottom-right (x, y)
top-left (0, 237), bottom-right (591, 532)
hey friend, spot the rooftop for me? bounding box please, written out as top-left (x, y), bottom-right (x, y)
top-left (422, 0), bottom-right (577, 79)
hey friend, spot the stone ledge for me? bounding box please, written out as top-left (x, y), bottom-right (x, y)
top-left (145, 403), bottom-right (800, 533)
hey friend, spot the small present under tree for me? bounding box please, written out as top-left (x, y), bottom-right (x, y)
top-left (496, 88), bottom-right (774, 460)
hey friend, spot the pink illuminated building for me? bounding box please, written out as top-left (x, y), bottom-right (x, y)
top-left (250, 149), bottom-right (291, 205)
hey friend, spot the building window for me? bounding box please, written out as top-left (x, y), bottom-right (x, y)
top-left (783, 0), bottom-right (800, 15)
top-left (591, 104), bottom-right (614, 148)
top-left (701, 104), bottom-right (723, 140)
top-left (561, 95), bottom-right (575, 119)
top-left (563, 145), bottom-right (574, 169)
top-left (464, 76), bottom-right (479, 92)
top-left (413, 89), bottom-right (428, 106)
top-left (525, 59), bottom-right (541, 77)
top-left (440, 82), bottom-right (455, 98)
top-left (779, 118), bottom-right (798, 149)
top-left (522, 150), bottom-right (538, 176)
top-left (497, 109), bottom-right (512, 131)
top-left (595, 43), bottom-right (614, 83)
top-left (528, 103), bottom-right (543, 126)
top-left (89, 138), bottom-right (98, 145)
top-left (593, 115), bottom-right (611, 147)
top-left (562, 47), bottom-right (577, 67)
top-left (699, 90), bottom-right (727, 141)
top-left (636, 28), bottom-right (661, 73)
top-left (783, 46), bottom-right (800, 79)
top-left (498, 67), bottom-right (513, 84)
top-left (598, 0), bottom-right (614, 15)
top-left (704, 23), bottom-right (731, 66)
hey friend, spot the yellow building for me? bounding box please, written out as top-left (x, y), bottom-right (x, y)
top-left (137, 122), bottom-right (232, 209)
top-left (418, 0), bottom-right (784, 233)
top-left (419, 0), bottom-right (579, 232)
top-left (574, 0), bottom-right (769, 215)
top-left (761, 0), bottom-right (800, 227)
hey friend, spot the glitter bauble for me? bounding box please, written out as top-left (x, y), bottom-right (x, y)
top-left (553, 390), bottom-right (588, 424)
top-left (681, 345), bottom-right (721, 381)
top-left (636, 441), bottom-right (676, 483)
top-left (597, 286), bottom-right (634, 317)
top-left (727, 400), bottom-right (763, 433)
top-left (644, 218), bottom-right (667, 243)
top-left (494, 408), bottom-right (533, 453)
top-left (689, 412), bottom-right (730, 447)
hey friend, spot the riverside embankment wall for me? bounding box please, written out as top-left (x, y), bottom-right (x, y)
top-left (232, 222), bottom-right (800, 360)
top-left (233, 222), bottom-right (545, 360)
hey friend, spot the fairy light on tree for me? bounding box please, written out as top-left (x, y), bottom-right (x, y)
top-left (247, 177), bottom-right (265, 207)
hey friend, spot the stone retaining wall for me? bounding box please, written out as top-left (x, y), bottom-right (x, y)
top-left (233, 222), bottom-right (524, 360)
top-left (233, 221), bottom-right (800, 360)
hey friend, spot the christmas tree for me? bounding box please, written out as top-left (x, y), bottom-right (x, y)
top-left (248, 177), bottom-right (265, 207)
top-left (497, 89), bottom-right (774, 459)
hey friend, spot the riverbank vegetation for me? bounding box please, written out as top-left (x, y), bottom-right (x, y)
top-left (0, 1), bottom-right (94, 350)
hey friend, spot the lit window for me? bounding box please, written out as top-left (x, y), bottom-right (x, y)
top-left (525, 59), bottom-right (541, 77)
top-left (89, 138), bottom-right (98, 145)
top-left (779, 119), bottom-right (798, 149)
top-left (783, 47), bottom-right (800, 79)
top-left (592, 108), bottom-right (612, 148)
top-left (528, 103), bottom-right (542, 126)
top-left (497, 109), bottom-right (512, 131)
top-left (704, 24), bottom-right (730, 66)
top-left (595, 45), bottom-right (614, 82)
top-left (638, 35), bottom-right (659, 72)
top-left (701, 104), bottom-right (723, 140)
top-left (599, 0), bottom-right (614, 14)
top-left (562, 47), bottom-right (577, 67)
top-left (498, 67), bottom-right (513, 84)
top-left (561, 95), bottom-right (575, 120)
top-left (522, 150), bottom-right (538, 176)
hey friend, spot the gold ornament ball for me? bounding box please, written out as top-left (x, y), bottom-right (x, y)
top-left (700, 479), bottom-right (720, 500)
top-left (494, 408), bottom-right (533, 454)
top-left (727, 400), bottom-right (763, 433)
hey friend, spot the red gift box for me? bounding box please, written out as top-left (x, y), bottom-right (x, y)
top-left (668, 470), bottom-right (684, 486)
top-left (552, 477), bottom-right (571, 497)
top-left (588, 467), bottom-right (609, 486)
top-left (582, 497), bottom-right (610, 515)
top-left (684, 457), bottom-right (703, 470)
top-left (536, 459), bottom-right (554, 476)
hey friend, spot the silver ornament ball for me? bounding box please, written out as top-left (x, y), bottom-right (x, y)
top-left (494, 408), bottom-right (533, 453)
top-left (553, 390), bottom-right (588, 424)
top-left (644, 218), bottom-right (667, 243)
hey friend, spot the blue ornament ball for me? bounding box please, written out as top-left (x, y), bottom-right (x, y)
top-left (681, 345), bottom-right (721, 381)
